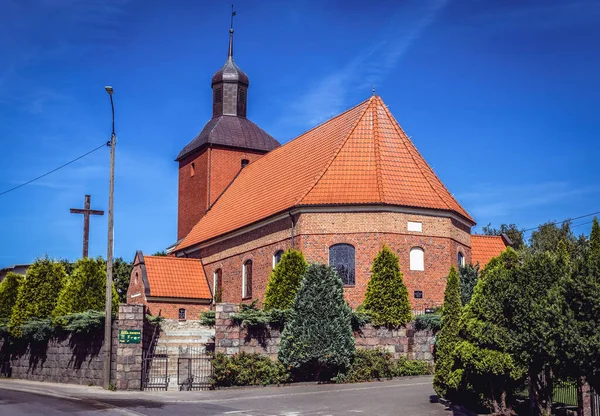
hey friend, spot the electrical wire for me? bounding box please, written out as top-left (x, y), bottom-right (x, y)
top-left (0, 142), bottom-right (108, 197)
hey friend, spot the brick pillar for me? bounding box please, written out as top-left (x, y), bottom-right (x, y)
top-left (115, 304), bottom-right (145, 390)
top-left (579, 378), bottom-right (593, 416)
top-left (215, 303), bottom-right (241, 356)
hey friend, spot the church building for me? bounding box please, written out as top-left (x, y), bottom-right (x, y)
top-left (127, 24), bottom-right (507, 320)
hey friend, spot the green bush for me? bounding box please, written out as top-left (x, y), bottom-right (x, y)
top-left (200, 310), bottom-right (216, 327)
top-left (20, 318), bottom-right (54, 342)
top-left (396, 357), bottom-right (433, 376)
top-left (279, 264), bottom-right (355, 380)
top-left (212, 352), bottom-right (290, 387)
top-left (333, 349), bottom-right (396, 383)
top-left (0, 272), bottom-right (23, 324)
top-left (362, 246), bottom-right (411, 327)
top-left (231, 301), bottom-right (288, 330)
top-left (263, 249), bottom-right (307, 310)
top-left (9, 258), bottom-right (66, 337)
top-left (414, 313), bottom-right (441, 332)
top-left (52, 257), bottom-right (118, 325)
top-left (459, 264), bottom-right (479, 306)
top-left (61, 310), bottom-right (105, 334)
top-left (351, 306), bottom-right (372, 330)
top-left (145, 314), bottom-right (164, 326)
top-left (433, 266), bottom-right (463, 398)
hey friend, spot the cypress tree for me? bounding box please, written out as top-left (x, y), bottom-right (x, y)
top-left (362, 245), bottom-right (411, 327)
top-left (263, 249), bottom-right (307, 311)
top-left (9, 257), bottom-right (66, 337)
top-left (458, 263), bottom-right (479, 306)
top-left (279, 264), bottom-right (355, 380)
top-left (433, 266), bottom-right (463, 398)
top-left (52, 257), bottom-right (119, 324)
top-left (0, 272), bottom-right (23, 325)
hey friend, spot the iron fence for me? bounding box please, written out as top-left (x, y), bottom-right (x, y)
top-left (177, 346), bottom-right (213, 391)
top-left (141, 346), bottom-right (169, 391)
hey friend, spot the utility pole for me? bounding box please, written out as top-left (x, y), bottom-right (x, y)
top-left (103, 85), bottom-right (116, 390)
top-left (70, 195), bottom-right (104, 258)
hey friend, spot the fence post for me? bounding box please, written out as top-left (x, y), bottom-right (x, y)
top-left (579, 377), bottom-right (592, 416)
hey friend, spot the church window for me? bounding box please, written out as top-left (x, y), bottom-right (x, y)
top-left (458, 252), bottom-right (465, 267)
top-left (273, 250), bottom-right (284, 268)
top-left (213, 269), bottom-right (222, 303)
top-left (178, 308), bottom-right (186, 321)
top-left (410, 247), bottom-right (424, 271)
top-left (242, 260), bottom-right (253, 299)
top-left (407, 221), bottom-right (422, 232)
top-left (190, 162), bottom-right (195, 177)
top-left (329, 244), bottom-right (355, 286)
top-left (241, 159), bottom-right (249, 168)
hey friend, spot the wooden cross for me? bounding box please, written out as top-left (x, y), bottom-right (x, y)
top-left (70, 195), bottom-right (104, 258)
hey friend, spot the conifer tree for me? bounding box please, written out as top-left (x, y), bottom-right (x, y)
top-left (263, 249), bottom-right (307, 311)
top-left (458, 263), bottom-right (479, 306)
top-left (362, 245), bottom-right (411, 327)
top-left (0, 272), bottom-right (23, 325)
top-left (279, 264), bottom-right (355, 380)
top-left (52, 257), bottom-right (119, 324)
top-left (433, 266), bottom-right (463, 399)
top-left (9, 257), bottom-right (66, 337)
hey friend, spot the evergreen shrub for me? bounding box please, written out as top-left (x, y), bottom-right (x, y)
top-left (414, 313), bottom-right (442, 332)
top-left (200, 310), bottom-right (216, 327)
top-left (362, 246), bottom-right (411, 327)
top-left (279, 264), bottom-right (355, 380)
top-left (0, 272), bottom-right (23, 324)
top-left (458, 264), bottom-right (479, 306)
top-left (211, 352), bottom-right (290, 387)
top-left (9, 257), bottom-right (66, 337)
top-left (263, 249), bottom-right (307, 310)
top-left (333, 349), bottom-right (396, 383)
top-left (52, 257), bottom-right (118, 325)
top-left (61, 310), bottom-right (105, 334)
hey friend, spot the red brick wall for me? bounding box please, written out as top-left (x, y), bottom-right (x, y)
top-left (177, 146), bottom-right (267, 240)
top-left (188, 210), bottom-right (471, 309)
top-left (126, 262), bottom-right (146, 306)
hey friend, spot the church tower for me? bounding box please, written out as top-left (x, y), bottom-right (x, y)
top-left (175, 18), bottom-right (280, 241)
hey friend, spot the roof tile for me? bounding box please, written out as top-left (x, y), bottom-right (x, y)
top-left (471, 235), bottom-right (509, 268)
top-left (144, 255), bottom-right (210, 299)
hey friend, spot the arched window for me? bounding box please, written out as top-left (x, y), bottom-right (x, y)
top-left (410, 247), bottom-right (425, 271)
top-left (458, 252), bottom-right (465, 267)
top-left (213, 269), bottom-right (222, 303)
top-left (273, 250), bottom-right (284, 268)
top-left (242, 260), bottom-right (253, 299)
top-left (329, 244), bottom-right (355, 286)
top-left (178, 308), bottom-right (186, 321)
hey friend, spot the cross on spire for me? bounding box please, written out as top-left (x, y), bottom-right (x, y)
top-left (228, 4), bottom-right (236, 57)
top-left (70, 195), bottom-right (104, 258)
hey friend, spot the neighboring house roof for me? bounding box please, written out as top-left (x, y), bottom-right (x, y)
top-left (176, 115), bottom-right (280, 161)
top-left (140, 253), bottom-right (211, 299)
top-left (471, 235), bottom-right (511, 267)
top-left (0, 264), bottom-right (30, 282)
top-left (176, 96), bottom-right (475, 252)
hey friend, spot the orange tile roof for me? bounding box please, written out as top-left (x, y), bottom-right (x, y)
top-left (176, 95), bottom-right (474, 251)
top-left (471, 235), bottom-right (509, 268)
top-left (144, 255), bottom-right (210, 299)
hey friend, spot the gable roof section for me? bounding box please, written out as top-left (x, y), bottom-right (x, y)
top-left (471, 235), bottom-right (510, 267)
top-left (142, 255), bottom-right (211, 299)
top-left (176, 116), bottom-right (280, 161)
top-left (176, 96), bottom-right (474, 251)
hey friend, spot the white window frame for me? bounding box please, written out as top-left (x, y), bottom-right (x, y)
top-left (242, 261), bottom-right (252, 299)
top-left (213, 270), bottom-right (219, 299)
top-left (410, 247), bottom-right (425, 271)
top-left (273, 250), bottom-right (284, 269)
top-left (407, 221), bottom-right (422, 232)
top-left (458, 252), bottom-right (465, 267)
top-left (178, 308), bottom-right (186, 321)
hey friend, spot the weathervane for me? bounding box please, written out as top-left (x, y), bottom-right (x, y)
top-left (231, 4), bottom-right (236, 31)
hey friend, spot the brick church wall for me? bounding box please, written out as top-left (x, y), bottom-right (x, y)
top-left (214, 303), bottom-right (436, 362)
top-left (192, 210), bottom-right (471, 309)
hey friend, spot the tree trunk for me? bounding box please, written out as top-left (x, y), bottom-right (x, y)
top-left (530, 367), bottom-right (553, 416)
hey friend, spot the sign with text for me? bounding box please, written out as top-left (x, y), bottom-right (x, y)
top-left (119, 329), bottom-right (141, 344)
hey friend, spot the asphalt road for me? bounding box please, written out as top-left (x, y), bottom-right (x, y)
top-left (0, 376), bottom-right (456, 416)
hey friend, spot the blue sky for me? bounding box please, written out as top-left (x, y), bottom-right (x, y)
top-left (1, 0), bottom-right (599, 265)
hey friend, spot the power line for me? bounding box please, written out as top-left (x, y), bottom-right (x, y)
top-left (0, 142), bottom-right (108, 197)
top-left (521, 210), bottom-right (600, 234)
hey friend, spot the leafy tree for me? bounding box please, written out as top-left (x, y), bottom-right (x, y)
top-left (112, 257), bottom-right (133, 303)
top-left (263, 249), bottom-right (307, 310)
top-left (529, 220), bottom-right (576, 256)
top-left (0, 272), bottom-right (23, 324)
top-left (52, 257), bottom-right (119, 324)
top-left (446, 249), bottom-right (524, 413)
top-left (362, 245), bottom-right (411, 327)
top-left (482, 223), bottom-right (525, 250)
top-left (279, 264), bottom-right (355, 380)
top-left (152, 251), bottom-right (167, 256)
top-left (458, 264), bottom-right (479, 306)
top-left (433, 266), bottom-right (463, 399)
top-left (9, 257), bottom-right (66, 337)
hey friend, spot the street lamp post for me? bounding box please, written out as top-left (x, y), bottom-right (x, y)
top-left (103, 85), bottom-right (116, 390)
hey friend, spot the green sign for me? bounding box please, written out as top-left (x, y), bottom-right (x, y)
top-left (119, 329), bottom-right (141, 344)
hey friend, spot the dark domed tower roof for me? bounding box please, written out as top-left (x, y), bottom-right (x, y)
top-left (211, 30), bottom-right (249, 85)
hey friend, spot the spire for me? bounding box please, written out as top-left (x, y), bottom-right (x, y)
top-left (228, 5), bottom-right (236, 58)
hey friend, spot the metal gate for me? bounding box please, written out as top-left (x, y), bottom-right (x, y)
top-left (141, 346), bottom-right (169, 391)
top-left (177, 346), bottom-right (213, 391)
top-left (592, 387), bottom-right (600, 416)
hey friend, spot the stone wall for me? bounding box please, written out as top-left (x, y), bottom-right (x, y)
top-left (214, 303), bottom-right (435, 362)
top-left (0, 323), bottom-right (118, 386)
top-left (0, 304), bottom-right (148, 390)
